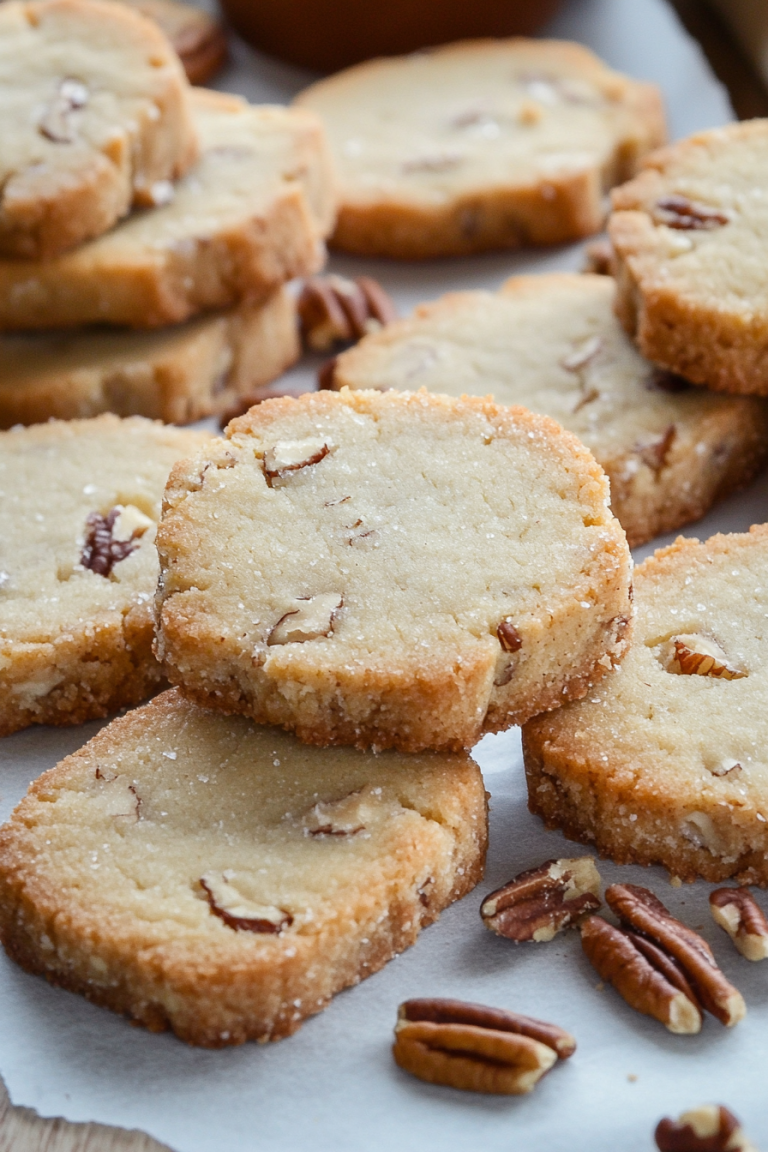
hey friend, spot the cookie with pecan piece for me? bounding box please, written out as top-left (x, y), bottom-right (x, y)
top-left (524, 524), bottom-right (768, 884)
top-left (155, 388), bottom-right (632, 753)
top-left (610, 120), bottom-right (768, 395)
top-left (330, 273), bottom-right (768, 547)
top-left (0, 89), bottom-right (335, 331)
top-left (0, 688), bottom-right (487, 1045)
top-left (0, 0), bottom-right (198, 260)
top-left (0, 414), bottom-right (210, 735)
top-left (294, 38), bottom-right (665, 258)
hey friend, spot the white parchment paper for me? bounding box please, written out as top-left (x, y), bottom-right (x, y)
top-left (4, 2), bottom-right (767, 1149)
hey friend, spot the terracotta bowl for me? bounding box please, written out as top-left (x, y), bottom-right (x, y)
top-left (219, 0), bottom-right (564, 73)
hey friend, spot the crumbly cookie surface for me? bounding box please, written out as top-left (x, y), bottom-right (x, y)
top-left (155, 388), bottom-right (632, 752)
top-left (0, 688), bottom-right (487, 1046)
top-left (331, 274), bottom-right (768, 547)
top-left (0, 415), bottom-right (210, 735)
top-left (295, 39), bottom-right (665, 258)
top-left (0, 89), bottom-right (335, 331)
top-left (0, 0), bottom-right (198, 260)
top-left (610, 120), bottom-right (768, 396)
top-left (524, 525), bottom-right (768, 884)
top-left (0, 287), bottom-right (299, 427)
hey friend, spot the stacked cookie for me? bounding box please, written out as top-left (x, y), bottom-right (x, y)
top-left (0, 386), bottom-right (634, 1045)
top-left (0, 0), bottom-right (335, 427)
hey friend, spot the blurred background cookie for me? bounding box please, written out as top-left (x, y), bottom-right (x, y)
top-left (119, 0), bottom-right (228, 84)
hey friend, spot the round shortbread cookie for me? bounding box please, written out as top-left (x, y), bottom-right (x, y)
top-left (155, 388), bottom-right (633, 753)
top-left (0, 415), bottom-right (211, 736)
top-left (0, 89), bottom-right (335, 331)
top-left (0, 0), bottom-right (198, 261)
top-left (119, 0), bottom-right (227, 84)
top-left (330, 274), bottom-right (768, 548)
top-left (294, 39), bottom-right (666, 259)
top-left (610, 120), bottom-right (768, 396)
top-left (523, 524), bottom-right (768, 885)
top-left (0, 286), bottom-right (299, 427)
top-left (0, 688), bottom-right (487, 1046)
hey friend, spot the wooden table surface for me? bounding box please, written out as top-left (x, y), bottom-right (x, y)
top-left (2, 2), bottom-right (766, 1148)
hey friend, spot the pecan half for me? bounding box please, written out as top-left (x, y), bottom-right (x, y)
top-left (481, 857), bottom-right (601, 943)
top-left (298, 275), bottom-right (397, 352)
top-left (663, 634), bottom-right (747, 681)
top-left (655, 1105), bottom-right (756, 1152)
top-left (580, 915), bottom-right (702, 1034)
top-left (393, 998), bottom-right (574, 1095)
top-left (605, 884), bottom-right (746, 1026)
top-left (263, 437), bottom-right (330, 482)
top-left (200, 872), bottom-right (292, 934)
top-left (39, 77), bottom-right (89, 142)
top-left (653, 195), bottom-right (729, 231)
top-left (710, 888), bottom-right (768, 962)
top-left (267, 593), bottom-right (343, 645)
top-left (81, 504), bottom-right (152, 577)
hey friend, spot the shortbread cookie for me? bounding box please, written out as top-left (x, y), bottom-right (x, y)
top-left (610, 121), bottom-right (768, 396)
top-left (0, 0), bottom-right (198, 261)
top-left (330, 274), bottom-right (768, 547)
top-left (524, 525), bottom-right (768, 885)
top-left (295, 39), bottom-right (665, 258)
top-left (0, 688), bottom-right (487, 1046)
top-left (0, 287), bottom-right (298, 428)
top-left (120, 0), bottom-right (227, 84)
top-left (0, 415), bottom-right (210, 736)
top-left (0, 89), bottom-right (334, 331)
top-left (155, 389), bottom-right (633, 753)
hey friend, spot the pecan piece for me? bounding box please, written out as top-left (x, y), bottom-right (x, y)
top-left (582, 237), bottom-right (613, 276)
top-left (481, 857), bottom-right (601, 943)
top-left (200, 872), bottom-right (292, 934)
top-left (637, 423), bottom-right (676, 474)
top-left (393, 998), bottom-right (574, 1095)
top-left (663, 634), bottom-right (747, 681)
top-left (39, 77), bottom-right (89, 142)
top-left (81, 504), bottom-right (152, 577)
top-left (710, 888), bottom-right (768, 962)
top-left (653, 195), bottom-right (729, 231)
top-left (263, 437), bottom-right (330, 482)
top-left (301, 788), bottom-right (369, 837)
top-left (606, 884), bottom-right (746, 1026)
top-left (560, 335), bottom-right (602, 373)
top-left (581, 916), bottom-right (702, 1034)
top-left (267, 593), bottom-right (343, 645)
top-left (497, 619), bottom-right (523, 653)
top-left (655, 1105), bottom-right (756, 1152)
top-left (298, 275), bottom-right (397, 351)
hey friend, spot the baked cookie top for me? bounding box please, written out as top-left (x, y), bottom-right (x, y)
top-left (0, 0), bottom-right (198, 260)
top-left (609, 120), bottom-right (768, 395)
top-left (0, 89), bottom-right (335, 330)
top-left (155, 388), bottom-right (632, 751)
top-left (295, 38), bottom-right (665, 257)
top-left (0, 688), bottom-right (487, 1045)
top-left (0, 414), bottom-right (210, 647)
top-left (524, 525), bottom-right (768, 883)
top-left (331, 273), bottom-right (768, 546)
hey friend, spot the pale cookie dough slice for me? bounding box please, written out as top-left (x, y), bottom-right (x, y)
top-left (0, 688), bottom-right (487, 1046)
top-left (331, 274), bottom-right (768, 548)
top-left (610, 120), bottom-right (768, 396)
top-left (0, 286), bottom-right (299, 428)
top-left (294, 39), bottom-right (665, 259)
top-left (524, 524), bottom-right (768, 885)
top-left (0, 0), bottom-right (198, 261)
top-left (118, 0), bottom-right (227, 85)
top-left (0, 89), bottom-right (335, 331)
top-left (0, 415), bottom-right (211, 736)
top-left (155, 388), bottom-right (633, 753)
